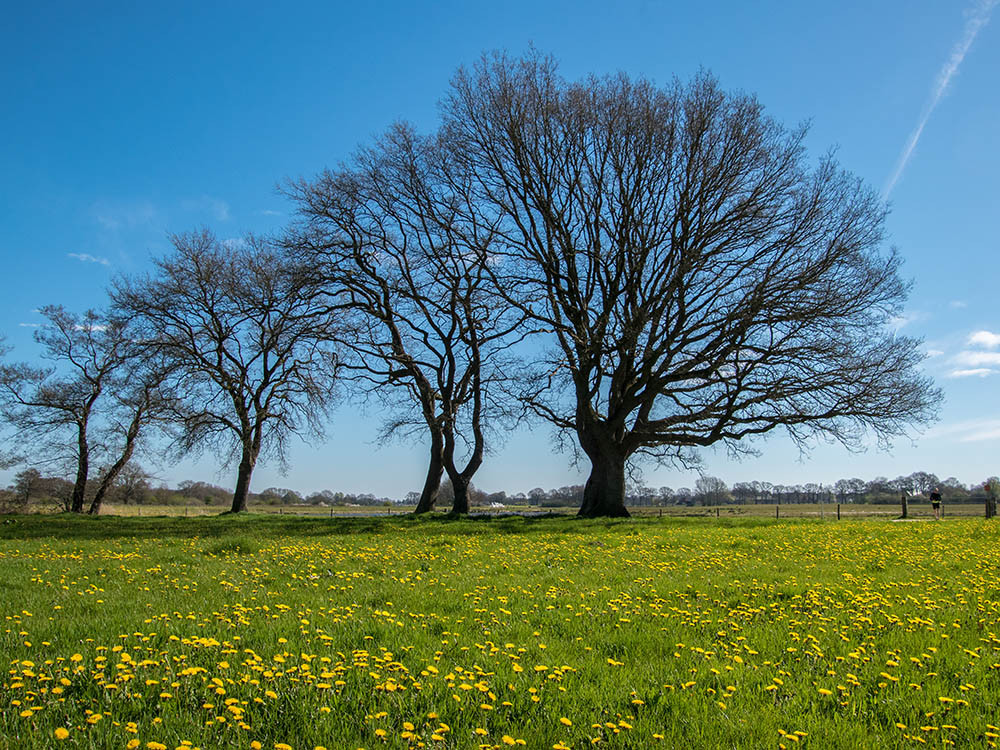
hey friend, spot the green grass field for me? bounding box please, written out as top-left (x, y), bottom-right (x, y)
top-left (1, 513), bottom-right (998, 749)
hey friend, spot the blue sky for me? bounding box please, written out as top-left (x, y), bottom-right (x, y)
top-left (2, 0), bottom-right (998, 497)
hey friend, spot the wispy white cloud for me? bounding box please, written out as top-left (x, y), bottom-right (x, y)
top-left (965, 426), bottom-right (1000, 441)
top-left (953, 350), bottom-right (1000, 367)
top-left (925, 417), bottom-right (1000, 441)
top-left (948, 367), bottom-right (996, 378)
top-left (258, 209), bottom-right (283, 217)
top-left (93, 200), bottom-right (158, 231)
top-left (222, 237), bottom-right (248, 251)
top-left (959, 421), bottom-right (1000, 441)
top-left (890, 311), bottom-right (925, 331)
top-left (67, 252), bottom-right (111, 267)
top-left (925, 348), bottom-right (944, 358)
top-left (18, 323), bottom-right (40, 328)
top-left (949, 300), bottom-right (968, 309)
top-left (968, 330), bottom-right (1000, 348)
top-left (884, 0), bottom-right (999, 197)
top-left (182, 195), bottom-right (231, 222)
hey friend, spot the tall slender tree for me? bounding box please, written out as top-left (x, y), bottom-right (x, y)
top-left (0, 306), bottom-right (137, 512)
top-left (286, 124), bottom-right (528, 514)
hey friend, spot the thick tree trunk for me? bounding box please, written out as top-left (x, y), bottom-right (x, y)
top-left (450, 475), bottom-right (470, 515)
top-left (414, 430), bottom-right (444, 514)
top-left (89, 416), bottom-right (142, 516)
top-left (88, 485), bottom-right (108, 516)
top-left (87, 452), bottom-right (130, 516)
top-left (442, 421), bottom-right (482, 516)
top-left (70, 424), bottom-right (89, 513)
top-left (230, 450), bottom-right (257, 513)
top-left (578, 441), bottom-right (630, 518)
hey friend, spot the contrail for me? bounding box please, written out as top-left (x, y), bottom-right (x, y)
top-left (883, 0), bottom-right (998, 197)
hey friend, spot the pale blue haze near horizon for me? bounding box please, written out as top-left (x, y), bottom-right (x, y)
top-left (2, 0), bottom-right (998, 498)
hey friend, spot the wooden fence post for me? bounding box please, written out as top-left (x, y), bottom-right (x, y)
top-left (775, 505), bottom-right (779, 519)
top-left (837, 503), bottom-right (841, 520)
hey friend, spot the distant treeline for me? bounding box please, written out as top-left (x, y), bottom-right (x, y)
top-left (3, 467), bottom-right (993, 514)
top-left (520, 471), bottom-right (992, 508)
top-left (0, 468), bottom-right (400, 513)
top-left (622, 472), bottom-right (993, 507)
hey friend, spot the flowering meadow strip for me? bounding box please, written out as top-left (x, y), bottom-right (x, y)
top-left (1, 515), bottom-right (999, 748)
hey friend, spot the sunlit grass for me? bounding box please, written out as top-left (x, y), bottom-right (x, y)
top-left (1, 514), bottom-right (998, 748)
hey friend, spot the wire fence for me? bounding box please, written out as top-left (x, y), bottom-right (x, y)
top-left (78, 500), bottom-right (996, 520)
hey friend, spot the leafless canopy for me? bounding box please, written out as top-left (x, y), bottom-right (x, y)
top-left (441, 52), bottom-right (940, 516)
top-left (113, 230), bottom-right (341, 512)
top-left (285, 124), bottom-right (529, 513)
top-left (0, 306), bottom-right (166, 513)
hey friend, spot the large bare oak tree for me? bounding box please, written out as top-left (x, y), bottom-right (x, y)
top-left (113, 230), bottom-right (340, 513)
top-left (442, 53), bottom-right (940, 516)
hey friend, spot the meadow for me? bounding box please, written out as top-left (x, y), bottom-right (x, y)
top-left (1, 514), bottom-right (998, 749)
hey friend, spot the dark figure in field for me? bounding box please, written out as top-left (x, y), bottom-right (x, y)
top-left (983, 479), bottom-right (997, 519)
top-left (929, 487), bottom-right (942, 521)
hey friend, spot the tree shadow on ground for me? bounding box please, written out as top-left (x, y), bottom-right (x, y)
top-left (0, 510), bottom-right (603, 542)
top-left (0, 510), bottom-right (783, 543)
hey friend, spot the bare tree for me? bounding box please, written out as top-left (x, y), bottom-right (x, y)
top-left (286, 124), bottom-right (529, 514)
top-left (907, 470), bottom-right (939, 496)
top-left (113, 230), bottom-right (340, 513)
top-left (695, 475), bottom-right (730, 506)
top-left (732, 481), bottom-right (753, 505)
top-left (11, 468), bottom-right (42, 507)
top-left (0, 306), bottom-right (135, 512)
top-left (442, 52), bottom-right (941, 516)
top-left (107, 461), bottom-right (153, 506)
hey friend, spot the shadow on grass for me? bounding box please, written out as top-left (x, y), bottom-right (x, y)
top-left (0, 510), bottom-right (786, 542)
